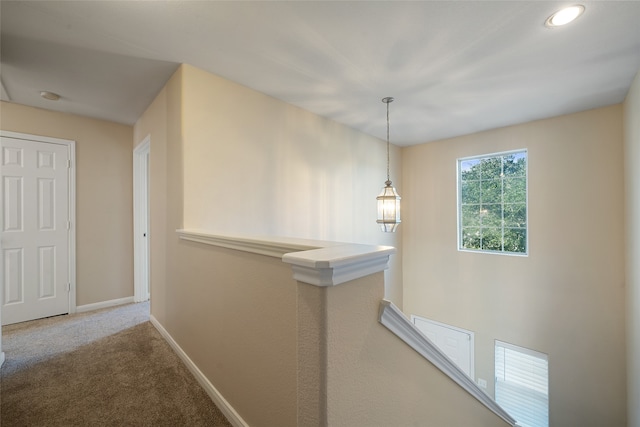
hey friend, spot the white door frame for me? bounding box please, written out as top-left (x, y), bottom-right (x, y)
top-left (0, 130), bottom-right (77, 315)
top-left (133, 136), bottom-right (150, 303)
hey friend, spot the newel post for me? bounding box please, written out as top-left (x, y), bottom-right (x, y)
top-left (282, 244), bottom-right (396, 427)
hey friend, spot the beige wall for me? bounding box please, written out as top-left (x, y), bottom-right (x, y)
top-left (0, 102), bottom-right (134, 306)
top-left (624, 69), bottom-right (640, 427)
top-left (171, 242), bottom-right (298, 427)
top-left (133, 68), bottom-right (177, 325)
top-left (133, 64), bottom-right (413, 425)
top-left (402, 105), bottom-right (627, 427)
top-left (179, 64), bottom-right (403, 306)
top-left (135, 66), bottom-right (299, 426)
top-left (302, 273), bottom-right (511, 427)
top-left (136, 63), bottom-right (630, 426)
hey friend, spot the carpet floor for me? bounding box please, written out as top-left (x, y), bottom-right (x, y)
top-left (1, 302), bottom-right (232, 427)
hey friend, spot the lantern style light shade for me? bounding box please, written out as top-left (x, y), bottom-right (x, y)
top-left (377, 180), bottom-right (401, 232)
top-left (377, 96), bottom-right (401, 232)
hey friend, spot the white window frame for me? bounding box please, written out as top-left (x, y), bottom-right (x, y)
top-left (457, 149), bottom-right (528, 256)
top-left (495, 340), bottom-right (549, 427)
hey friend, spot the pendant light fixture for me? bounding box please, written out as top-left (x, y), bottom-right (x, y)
top-left (377, 97), bottom-right (401, 232)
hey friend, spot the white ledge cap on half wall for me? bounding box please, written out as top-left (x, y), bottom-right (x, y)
top-left (176, 229), bottom-right (396, 288)
top-left (282, 244), bottom-right (396, 287)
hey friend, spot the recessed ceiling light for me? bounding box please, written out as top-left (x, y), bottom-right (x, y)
top-left (545, 5), bottom-right (585, 28)
top-left (40, 91), bottom-right (61, 101)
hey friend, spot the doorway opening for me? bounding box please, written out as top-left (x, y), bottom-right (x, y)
top-left (133, 136), bottom-right (150, 303)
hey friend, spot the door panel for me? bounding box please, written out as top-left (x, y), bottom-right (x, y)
top-left (3, 176), bottom-right (22, 231)
top-left (4, 248), bottom-right (23, 304)
top-left (412, 315), bottom-right (474, 377)
top-left (1, 136), bottom-right (70, 325)
top-left (38, 178), bottom-right (56, 230)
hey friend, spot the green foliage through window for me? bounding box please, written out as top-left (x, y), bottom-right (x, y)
top-left (458, 150), bottom-right (527, 254)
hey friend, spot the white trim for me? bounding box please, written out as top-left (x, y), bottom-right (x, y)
top-left (76, 296), bottom-right (134, 313)
top-left (68, 137), bottom-right (77, 313)
top-left (0, 130), bottom-right (74, 146)
top-left (150, 315), bottom-right (248, 427)
top-left (0, 130), bottom-right (77, 314)
top-left (0, 351), bottom-right (5, 367)
top-left (283, 244), bottom-right (396, 286)
top-left (133, 136), bottom-right (150, 303)
top-left (176, 230), bottom-right (396, 287)
top-left (379, 300), bottom-right (518, 427)
top-left (177, 229), bottom-right (325, 258)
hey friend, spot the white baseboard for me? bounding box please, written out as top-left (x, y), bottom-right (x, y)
top-left (149, 315), bottom-right (248, 427)
top-left (0, 351), bottom-right (5, 367)
top-left (76, 296), bottom-right (135, 313)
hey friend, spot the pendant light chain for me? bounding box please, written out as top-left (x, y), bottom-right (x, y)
top-left (382, 96), bottom-right (394, 185)
top-left (386, 99), bottom-right (390, 183)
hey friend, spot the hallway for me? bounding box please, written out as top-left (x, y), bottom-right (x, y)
top-left (0, 303), bottom-right (231, 427)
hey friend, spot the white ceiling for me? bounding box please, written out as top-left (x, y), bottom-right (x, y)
top-left (1, 1), bottom-right (640, 146)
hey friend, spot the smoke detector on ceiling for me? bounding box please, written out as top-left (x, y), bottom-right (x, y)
top-left (40, 91), bottom-right (61, 101)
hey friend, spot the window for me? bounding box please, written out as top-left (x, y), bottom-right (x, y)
top-left (458, 150), bottom-right (527, 254)
top-left (495, 341), bottom-right (549, 427)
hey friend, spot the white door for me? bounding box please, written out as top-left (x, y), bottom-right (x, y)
top-left (412, 315), bottom-right (475, 378)
top-left (1, 135), bottom-right (71, 325)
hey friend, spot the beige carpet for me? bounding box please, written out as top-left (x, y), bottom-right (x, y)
top-left (1, 302), bottom-right (232, 427)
